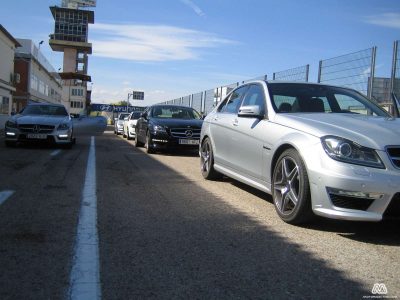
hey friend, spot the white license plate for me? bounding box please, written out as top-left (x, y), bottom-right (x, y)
top-left (179, 139), bottom-right (199, 145)
top-left (27, 134), bottom-right (47, 139)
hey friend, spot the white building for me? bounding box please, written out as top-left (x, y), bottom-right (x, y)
top-left (0, 25), bottom-right (20, 127)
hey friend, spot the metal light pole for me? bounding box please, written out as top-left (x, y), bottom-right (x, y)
top-left (126, 92), bottom-right (133, 112)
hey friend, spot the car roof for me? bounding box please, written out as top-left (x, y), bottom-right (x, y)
top-left (240, 79), bottom-right (353, 90)
top-left (151, 104), bottom-right (194, 109)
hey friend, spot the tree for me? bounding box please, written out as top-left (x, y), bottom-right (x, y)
top-left (111, 101), bottom-right (128, 106)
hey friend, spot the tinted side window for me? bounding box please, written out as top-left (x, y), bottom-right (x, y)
top-left (241, 84), bottom-right (266, 114)
top-left (219, 86), bottom-right (248, 114)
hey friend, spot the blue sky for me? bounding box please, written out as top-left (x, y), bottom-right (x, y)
top-left (1, 0), bottom-right (399, 105)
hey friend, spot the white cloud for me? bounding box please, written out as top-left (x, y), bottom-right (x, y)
top-left (91, 23), bottom-right (234, 62)
top-left (180, 0), bottom-right (205, 17)
top-left (365, 13), bottom-right (400, 29)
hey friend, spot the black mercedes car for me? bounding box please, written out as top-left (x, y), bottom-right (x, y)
top-left (134, 105), bottom-right (203, 153)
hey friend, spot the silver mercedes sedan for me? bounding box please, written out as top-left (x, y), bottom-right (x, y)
top-left (4, 103), bottom-right (75, 148)
top-left (200, 81), bottom-right (400, 224)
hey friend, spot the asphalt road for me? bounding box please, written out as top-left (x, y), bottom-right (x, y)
top-left (0, 123), bottom-right (399, 299)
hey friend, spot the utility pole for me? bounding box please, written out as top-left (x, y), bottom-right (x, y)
top-left (126, 92), bottom-right (133, 112)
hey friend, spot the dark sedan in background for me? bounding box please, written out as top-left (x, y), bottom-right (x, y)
top-left (134, 105), bottom-right (203, 153)
top-left (4, 103), bottom-right (75, 148)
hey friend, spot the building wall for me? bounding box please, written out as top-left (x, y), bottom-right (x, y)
top-left (62, 84), bottom-right (86, 114)
top-left (64, 48), bottom-right (77, 72)
top-left (0, 31), bottom-right (16, 113)
top-left (13, 59), bottom-right (29, 112)
top-left (14, 39), bottom-right (62, 111)
top-left (0, 27), bottom-right (18, 127)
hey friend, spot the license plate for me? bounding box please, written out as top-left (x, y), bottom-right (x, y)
top-left (27, 134), bottom-right (47, 139)
top-left (179, 139), bottom-right (199, 145)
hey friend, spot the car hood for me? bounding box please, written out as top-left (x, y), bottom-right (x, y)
top-left (151, 118), bottom-right (203, 129)
top-left (273, 113), bottom-right (400, 150)
top-left (12, 114), bottom-right (70, 126)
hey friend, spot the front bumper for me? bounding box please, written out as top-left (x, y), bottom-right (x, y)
top-left (149, 131), bottom-right (200, 150)
top-left (5, 126), bottom-right (73, 145)
top-left (305, 144), bottom-right (400, 221)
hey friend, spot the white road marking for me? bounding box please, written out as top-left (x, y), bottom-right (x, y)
top-left (50, 149), bottom-right (62, 157)
top-left (0, 190), bottom-right (15, 206)
top-left (68, 136), bottom-right (101, 300)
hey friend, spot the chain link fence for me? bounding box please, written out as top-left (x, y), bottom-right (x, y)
top-left (203, 88), bottom-right (215, 115)
top-left (192, 92), bottom-right (202, 113)
top-left (155, 42), bottom-right (399, 117)
top-left (318, 48), bottom-right (376, 97)
top-left (273, 65), bottom-right (309, 82)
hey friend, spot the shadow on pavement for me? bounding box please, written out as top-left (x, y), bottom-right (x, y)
top-left (226, 177), bottom-right (400, 247)
top-left (96, 132), bottom-right (372, 299)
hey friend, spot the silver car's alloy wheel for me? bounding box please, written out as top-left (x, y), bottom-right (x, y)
top-left (273, 156), bottom-right (300, 215)
top-left (200, 138), bottom-right (221, 180)
top-left (272, 149), bottom-right (312, 224)
top-left (200, 140), bottom-right (211, 174)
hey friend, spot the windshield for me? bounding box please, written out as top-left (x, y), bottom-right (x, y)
top-left (21, 105), bottom-right (68, 116)
top-left (119, 113), bottom-right (130, 120)
top-left (268, 83), bottom-right (390, 117)
top-left (151, 106), bottom-right (201, 119)
top-left (131, 112), bottom-right (141, 119)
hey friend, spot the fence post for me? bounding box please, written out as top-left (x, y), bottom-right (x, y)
top-left (317, 60), bottom-right (322, 83)
top-left (368, 46), bottom-right (377, 99)
top-left (390, 41), bottom-right (398, 95)
top-left (202, 91), bottom-right (206, 113)
top-left (305, 64), bottom-right (310, 82)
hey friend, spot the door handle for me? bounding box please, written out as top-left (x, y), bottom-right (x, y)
top-left (213, 117), bottom-right (218, 121)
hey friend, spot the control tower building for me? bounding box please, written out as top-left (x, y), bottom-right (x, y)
top-left (49, 0), bottom-right (96, 114)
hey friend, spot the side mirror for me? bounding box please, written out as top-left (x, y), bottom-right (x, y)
top-left (238, 105), bottom-right (264, 119)
top-left (11, 111), bottom-right (16, 116)
top-left (141, 112), bottom-right (148, 119)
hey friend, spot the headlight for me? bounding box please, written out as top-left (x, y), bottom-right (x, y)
top-left (153, 125), bottom-right (166, 132)
top-left (58, 123), bottom-right (70, 130)
top-left (5, 120), bottom-right (17, 128)
top-left (321, 135), bottom-right (385, 169)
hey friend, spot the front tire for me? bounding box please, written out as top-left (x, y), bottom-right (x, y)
top-left (134, 129), bottom-right (144, 147)
top-left (200, 137), bottom-right (222, 180)
top-left (272, 149), bottom-right (313, 224)
top-left (145, 131), bottom-right (154, 154)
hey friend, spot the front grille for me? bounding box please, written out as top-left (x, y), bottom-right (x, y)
top-left (169, 128), bottom-right (201, 139)
top-left (18, 124), bottom-right (55, 134)
top-left (383, 193), bottom-right (400, 220)
top-left (386, 146), bottom-right (400, 169)
top-left (329, 193), bottom-right (374, 211)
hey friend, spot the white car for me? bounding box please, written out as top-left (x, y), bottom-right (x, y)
top-left (114, 113), bottom-right (130, 135)
top-left (200, 81), bottom-right (400, 224)
top-left (123, 111), bottom-right (142, 140)
top-left (4, 103), bottom-right (75, 148)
